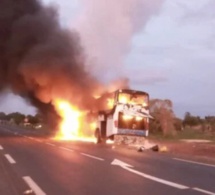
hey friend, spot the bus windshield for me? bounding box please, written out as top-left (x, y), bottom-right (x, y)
top-left (117, 92), bottom-right (148, 106)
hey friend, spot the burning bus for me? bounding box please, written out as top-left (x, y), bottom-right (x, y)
top-left (95, 89), bottom-right (152, 144)
top-left (53, 88), bottom-right (152, 144)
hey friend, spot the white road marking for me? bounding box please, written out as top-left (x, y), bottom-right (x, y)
top-left (59, 147), bottom-right (73, 152)
top-left (111, 159), bottom-right (188, 190)
top-left (111, 159), bottom-right (133, 167)
top-left (81, 153), bottom-right (104, 161)
top-left (23, 176), bottom-right (46, 195)
top-left (173, 158), bottom-right (215, 168)
top-left (5, 154), bottom-right (16, 164)
top-left (125, 167), bottom-right (189, 189)
top-left (0, 145), bottom-right (3, 150)
top-left (193, 188), bottom-right (215, 195)
top-left (46, 143), bottom-right (55, 146)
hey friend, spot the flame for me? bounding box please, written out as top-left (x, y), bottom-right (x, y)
top-left (93, 95), bottom-right (101, 99)
top-left (53, 99), bottom-right (96, 142)
top-left (106, 139), bottom-right (114, 144)
top-left (123, 115), bottom-right (133, 120)
top-left (89, 122), bottom-right (97, 131)
top-left (119, 95), bottom-right (128, 104)
top-left (107, 98), bottom-right (114, 109)
top-left (119, 93), bottom-right (148, 106)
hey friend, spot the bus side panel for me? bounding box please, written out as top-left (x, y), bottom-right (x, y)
top-left (106, 117), bottom-right (117, 137)
top-left (106, 118), bottom-right (112, 137)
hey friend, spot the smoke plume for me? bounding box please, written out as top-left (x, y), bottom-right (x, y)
top-left (75, 0), bottom-right (164, 80)
top-left (0, 0), bottom-right (98, 128)
top-left (0, 0), bottom-right (164, 129)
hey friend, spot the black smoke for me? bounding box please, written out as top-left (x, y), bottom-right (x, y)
top-left (0, 0), bottom-right (98, 130)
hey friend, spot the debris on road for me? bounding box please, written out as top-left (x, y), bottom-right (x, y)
top-left (159, 146), bottom-right (168, 152)
top-left (126, 139), bottom-right (169, 153)
top-left (23, 189), bottom-right (34, 194)
top-left (151, 145), bottom-right (159, 152)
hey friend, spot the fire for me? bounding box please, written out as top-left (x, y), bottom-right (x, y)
top-left (118, 93), bottom-right (147, 106)
top-left (54, 100), bottom-right (81, 139)
top-left (107, 98), bottom-right (114, 109)
top-left (119, 94), bottom-right (129, 104)
top-left (53, 99), bottom-right (96, 142)
top-left (106, 139), bottom-right (114, 144)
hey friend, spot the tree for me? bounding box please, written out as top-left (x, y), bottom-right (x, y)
top-left (174, 118), bottom-right (183, 131)
top-left (0, 112), bottom-right (6, 120)
top-left (183, 112), bottom-right (201, 126)
top-left (6, 112), bottom-right (25, 125)
top-left (204, 116), bottom-right (215, 132)
top-left (27, 114), bottom-right (40, 125)
top-left (150, 99), bottom-right (176, 136)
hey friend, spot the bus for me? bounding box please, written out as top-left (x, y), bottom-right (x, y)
top-left (95, 89), bottom-right (152, 144)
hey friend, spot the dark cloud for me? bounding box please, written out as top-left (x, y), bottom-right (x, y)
top-left (0, 0), bottom-right (98, 129)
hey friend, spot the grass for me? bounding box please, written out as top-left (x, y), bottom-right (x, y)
top-left (149, 128), bottom-right (215, 142)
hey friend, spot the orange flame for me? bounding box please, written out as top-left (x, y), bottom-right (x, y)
top-left (118, 93), bottom-right (147, 106)
top-left (53, 99), bottom-right (96, 142)
top-left (119, 94), bottom-right (129, 104)
top-left (107, 98), bottom-right (114, 109)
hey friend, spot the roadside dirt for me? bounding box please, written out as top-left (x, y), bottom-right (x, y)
top-left (150, 139), bottom-right (215, 165)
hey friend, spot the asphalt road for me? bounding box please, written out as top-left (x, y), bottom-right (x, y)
top-left (0, 125), bottom-right (215, 195)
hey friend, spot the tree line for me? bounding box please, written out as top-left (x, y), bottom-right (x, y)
top-left (0, 112), bottom-right (41, 125)
top-left (149, 99), bottom-right (215, 136)
top-left (1, 99), bottom-right (214, 136)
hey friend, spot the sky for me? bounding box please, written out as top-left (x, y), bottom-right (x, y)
top-left (0, 0), bottom-right (214, 118)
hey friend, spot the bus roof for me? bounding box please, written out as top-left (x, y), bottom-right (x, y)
top-left (116, 89), bottom-right (149, 96)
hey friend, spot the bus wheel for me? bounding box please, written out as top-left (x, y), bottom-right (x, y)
top-left (95, 128), bottom-right (102, 144)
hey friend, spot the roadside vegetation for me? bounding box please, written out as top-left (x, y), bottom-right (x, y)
top-left (0, 112), bottom-right (42, 128)
top-left (149, 99), bottom-right (215, 142)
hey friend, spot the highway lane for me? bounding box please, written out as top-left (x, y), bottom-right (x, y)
top-left (0, 147), bottom-right (34, 195)
top-left (0, 129), bottom-right (181, 195)
top-left (47, 140), bottom-right (215, 194)
top-left (0, 125), bottom-right (215, 195)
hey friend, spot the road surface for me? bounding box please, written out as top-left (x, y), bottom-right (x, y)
top-left (0, 125), bottom-right (215, 195)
